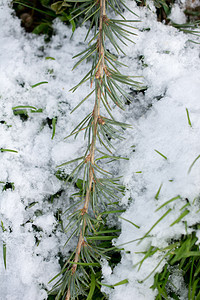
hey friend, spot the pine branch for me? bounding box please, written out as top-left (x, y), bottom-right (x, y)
top-left (49, 1), bottom-right (140, 299)
top-left (65, 0), bottom-right (106, 299)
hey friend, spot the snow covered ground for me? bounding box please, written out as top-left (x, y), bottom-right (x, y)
top-left (0, 0), bottom-right (199, 299)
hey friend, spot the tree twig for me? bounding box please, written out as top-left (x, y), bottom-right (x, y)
top-left (65, 0), bottom-right (106, 298)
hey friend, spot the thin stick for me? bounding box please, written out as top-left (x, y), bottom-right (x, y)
top-left (65, 0), bottom-right (106, 298)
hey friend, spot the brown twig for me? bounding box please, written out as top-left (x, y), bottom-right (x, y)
top-left (65, 0), bottom-right (106, 299)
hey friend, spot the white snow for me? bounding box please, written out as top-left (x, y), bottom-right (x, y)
top-left (101, 1), bottom-right (200, 299)
top-left (0, 1), bottom-right (89, 299)
top-left (0, 0), bottom-right (199, 299)
top-left (169, 3), bottom-right (187, 24)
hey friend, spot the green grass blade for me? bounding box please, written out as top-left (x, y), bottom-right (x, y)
top-left (45, 57), bottom-right (55, 60)
top-left (188, 154), bottom-right (200, 174)
top-left (0, 148), bottom-right (18, 153)
top-left (51, 117), bottom-right (56, 140)
top-left (191, 278), bottom-right (199, 300)
top-left (155, 183), bottom-right (163, 200)
top-left (3, 242), bottom-right (6, 269)
top-left (113, 279), bottom-right (129, 286)
top-left (154, 149), bottom-right (168, 160)
top-left (30, 108), bottom-right (43, 113)
top-left (156, 195), bottom-right (181, 212)
top-left (12, 105), bottom-right (37, 110)
top-left (140, 209), bottom-right (172, 242)
top-left (186, 108), bottom-right (192, 127)
top-left (13, 1), bottom-right (56, 16)
top-left (136, 246), bottom-right (159, 271)
top-left (170, 209), bottom-right (190, 226)
top-left (139, 252), bottom-right (170, 283)
top-left (31, 81), bottom-right (48, 88)
top-left (86, 272), bottom-right (96, 300)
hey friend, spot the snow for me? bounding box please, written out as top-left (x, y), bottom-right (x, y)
top-left (169, 2), bottom-right (187, 24)
top-left (0, 2), bottom-right (88, 299)
top-left (101, 1), bottom-right (200, 299)
top-left (0, 0), bottom-right (200, 299)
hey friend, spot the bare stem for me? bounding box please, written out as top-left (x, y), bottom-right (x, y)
top-left (65, 0), bottom-right (106, 298)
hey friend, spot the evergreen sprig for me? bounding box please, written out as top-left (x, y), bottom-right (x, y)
top-left (50, 1), bottom-right (140, 299)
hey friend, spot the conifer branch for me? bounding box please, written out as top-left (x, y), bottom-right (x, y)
top-left (65, 0), bottom-right (105, 298)
top-left (49, 1), bottom-right (140, 299)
